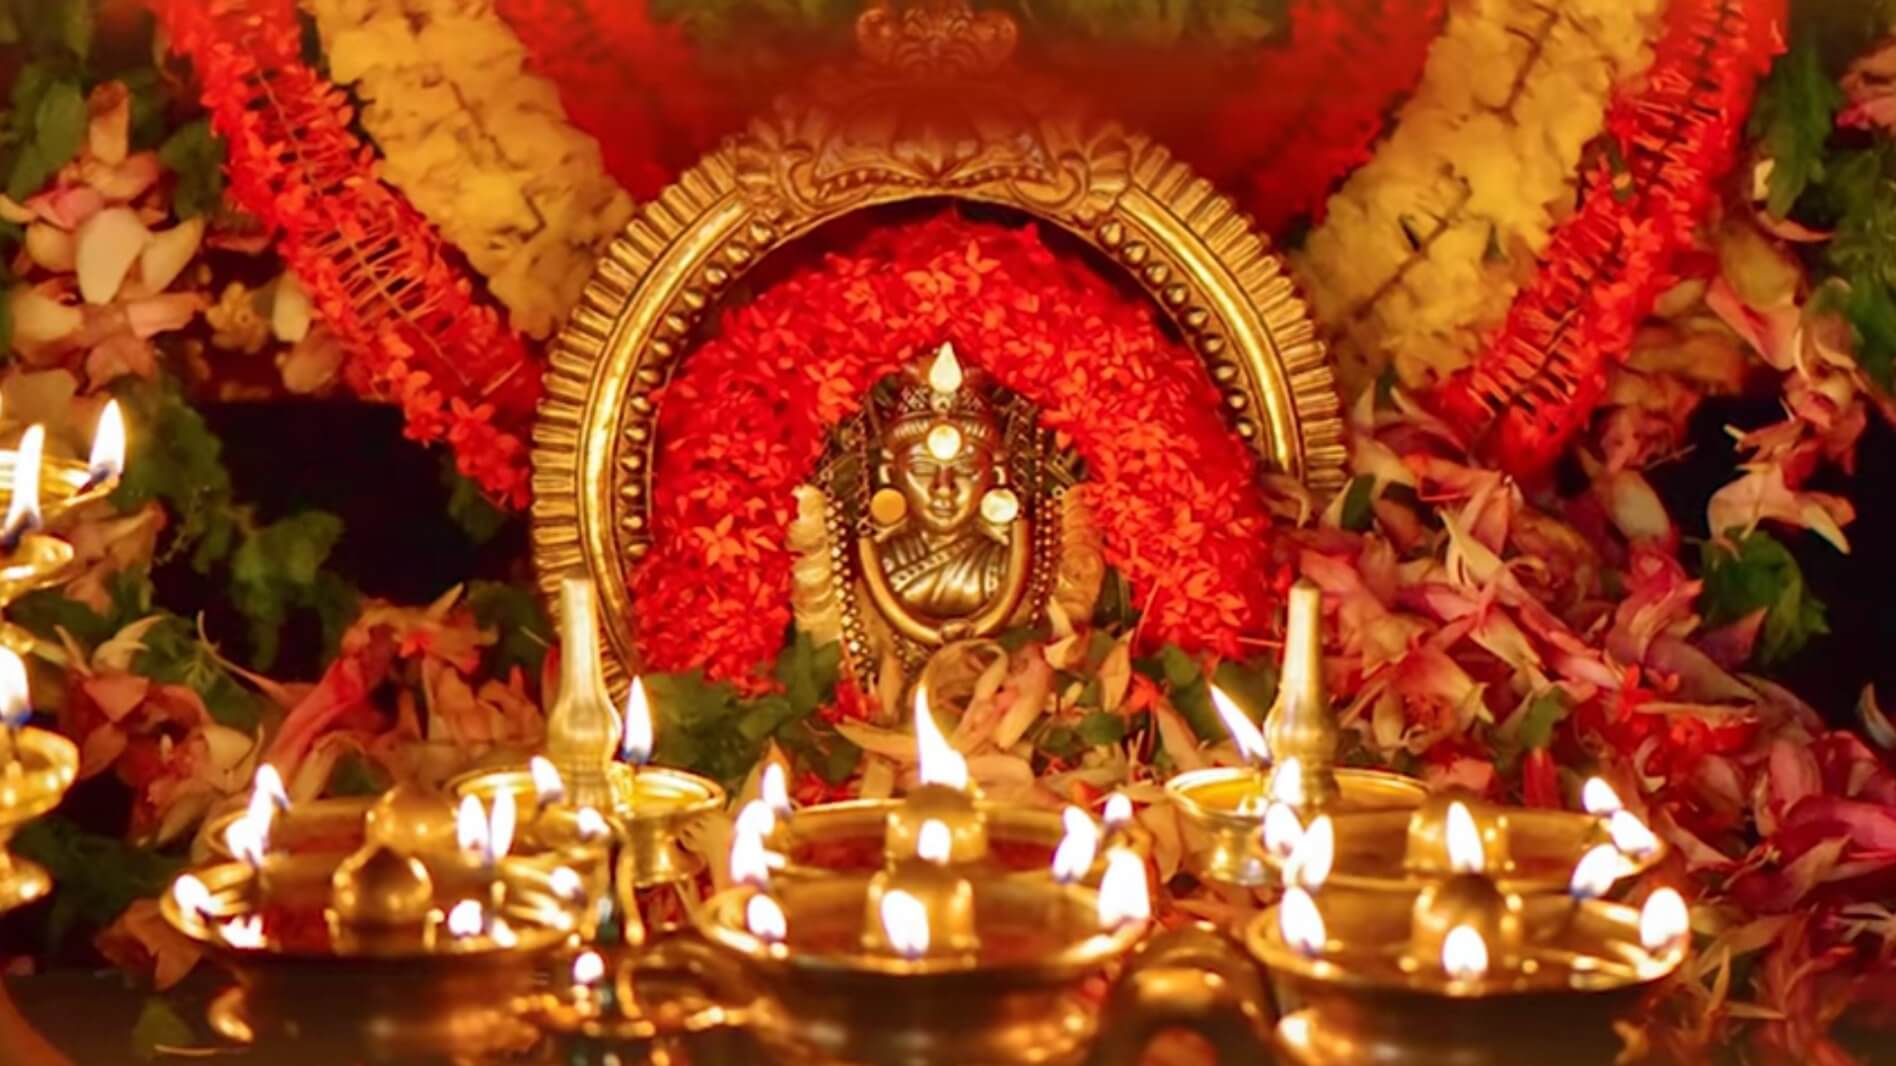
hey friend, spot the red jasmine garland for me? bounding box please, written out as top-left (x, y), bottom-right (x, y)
top-left (634, 214), bottom-right (1281, 693)
top-left (148, 0), bottom-right (539, 507)
top-left (1433, 0), bottom-right (1787, 477)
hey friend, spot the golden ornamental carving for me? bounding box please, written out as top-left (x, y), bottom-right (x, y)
top-left (532, 1), bottom-right (1344, 692)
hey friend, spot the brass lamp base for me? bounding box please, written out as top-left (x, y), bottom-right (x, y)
top-left (0, 726), bottom-right (78, 914)
top-left (1166, 766), bottom-right (1426, 887)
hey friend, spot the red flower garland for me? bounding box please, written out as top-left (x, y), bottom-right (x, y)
top-left (1432, 0), bottom-right (1788, 477)
top-left (634, 214), bottom-right (1280, 692)
top-left (149, 0), bottom-right (539, 507)
top-left (492, 0), bottom-right (729, 201)
top-left (1197, 0), bottom-right (1447, 234)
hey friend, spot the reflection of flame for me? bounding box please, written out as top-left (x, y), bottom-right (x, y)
top-left (761, 762), bottom-right (791, 817)
top-left (1279, 887), bottom-right (1325, 956)
top-left (172, 874), bottom-right (212, 918)
top-left (88, 400), bottom-right (125, 486)
top-left (572, 950), bottom-right (606, 986)
top-left (223, 813), bottom-right (268, 868)
top-left (1639, 887), bottom-right (1689, 952)
top-left (1050, 806), bottom-right (1099, 884)
top-left (1102, 793), bottom-right (1133, 831)
top-left (621, 677), bottom-right (654, 765)
top-left (1269, 759), bottom-right (1307, 808)
top-left (1569, 844), bottom-right (1622, 900)
top-left (550, 866), bottom-right (583, 899)
top-left (1581, 778), bottom-right (1622, 815)
top-left (1442, 924), bottom-right (1489, 980)
top-left (1209, 685), bottom-right (1269, 765)
top-left (1262, 802), bottom-right (1303, 859)
top-left (736, 798), bottom-right (776, 841)
top-left (880, 889), bottom-right (931, 959)
top-left (457, 795), bottom-right (488, 856)
top-left (917, 819), bottom-right (953, 865)
top-left (575, 807), bottom-right (609, 841)
top-left (913, 684), bottom-right (969, 791)
top-left (1285, 815), bottom-right (1334, 889)
top-left (446, 899), bottom-right (485, 938)
top-left (1097, 848), bottom-right (1151, 929)
top-left (747, 893), bottom-right (788, 943)
top-left (1445, 801), bottom-right (1485, 874)
top-left (0, 646), bottom-right (29, 728)
top-left (488, 788), bottom-right (516, 863)
top-left (4, 424), bottom-right (44, 540)
top-left (218, 915), bottom-right (264, 950)
top-left (1608, 810), bottom-right (1658, 858)
top-left (530, 756), bottom-right (565, 807)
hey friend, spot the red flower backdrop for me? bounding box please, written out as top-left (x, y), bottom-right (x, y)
top-left (148, 0), bottom-right (540, 507)
top-left (1433, 0), bottom-right (1788, 477)
top-left (634, 214), bottom-right (1282, 693)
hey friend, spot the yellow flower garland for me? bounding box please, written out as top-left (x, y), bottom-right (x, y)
top-left (307, 0), bottom-right (634, 339)
top-left (1296, 0), bottom-right (1669, 392)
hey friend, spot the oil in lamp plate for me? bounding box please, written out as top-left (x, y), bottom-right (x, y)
top-left (775, 797), bottom-right (1140, 882)
top-left (0, 727), bottom-right (79, 911)
top-left (200, 795), bottom-right (374, 861)
top-left (1165, 765), bottom-right (1427, 887)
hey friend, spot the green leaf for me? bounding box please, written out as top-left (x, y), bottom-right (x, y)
top-left (1698, 531), bottom-right (1830, 666)
top-left (228, 510), bottom-right (349, 670)
top-left (8, 568), bottom-right (149, 648)
top-left (1845, 272), bottom-right (1896, 390)
top-left (774, 630), bottom-right (840, 719)
top-left (131, 614), bottom-right (265, 729)
top-left (1515, 688), bottom-right (1570, 751)
top-left (1078, 710), bottom-right (1127, 747)
top-left (326, 752), bottom-right (387, 797)
top-left (131, 998), bottom-right (193, 1060)
top-left (1749, 38), bottom-right (1845, 218)
top-left (157, 119), bottom-right (226, 220)
top-left (1212, 657), bottom-right (1277, 719)
top-left (12, 816), bottom-right (184, 950)
top-left (1338, 475), bottom-right (1376, 532)
top-left (442, 458), bottom-right (509, 544)
top-left (121, 67), bottom-right (171, 151)
top-left (109, 376), bottom-right (238, 569)
top-left (777, 714), bottom-right (861, 785)
top-left (1146, 644), bottom-right (1219, 742)
top-left (468, 580), bottom-right (551, 679)
top-left (1036, 723), bottom-right (1081, 760)
top-left (1090, 567), bottom-right (1136, 629)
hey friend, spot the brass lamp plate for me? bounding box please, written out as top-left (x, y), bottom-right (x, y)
top-left (773, 797), bottom-right (1148, 883)
top-left (1166, 765), bottom-right (1427, 887)
top-left (0, 727), bottom-right (78, 913)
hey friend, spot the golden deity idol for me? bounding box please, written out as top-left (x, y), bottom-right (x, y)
top-left (791, 343), bottom-right (1095, 680)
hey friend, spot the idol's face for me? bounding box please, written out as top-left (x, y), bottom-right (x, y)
top-left (895, 437), bottom-right (996, 535)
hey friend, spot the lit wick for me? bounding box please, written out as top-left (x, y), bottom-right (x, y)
top-left (746, 893), bottom-right (788, 944)
top-left (0, 646), bottom-right (30, 765)
top-left (879, 890), bottom-right (930, 960)
top-left (1050, 806), bottom-right (1099, 885)
top-left (1441, 924), bottom-right (1489, 982)
top-left (530, 755), bottom-right (565, 811)
top-left (1279, 886), bottom-right (1325, 957)
top-left (1097, 848), bottom-right (1151, 930)
top-left (1102, 793), bottom-right (1133, 833)
top-left (1284, 814), bottom-right (1334, 890)
top-left (621, 676), bottom-right (654, 768)
top-left (1568, 844), bottom-right (1622, 901)
top-left (1639, 888), bottom-right (1689, 952)
top-left (1581, 777), bottom-right (1622, 815)
top-left (1, 424), bottom-right (44, 551)
top-left (84, 400), bottom-right (125, 492)
top-left (760, 761), bottom-right (792, 820)
top-left (1262, 801), bottom-right (1303, 859)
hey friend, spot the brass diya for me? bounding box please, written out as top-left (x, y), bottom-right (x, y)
top-left (517, 934), bottom-right (769, 1063)
top-left (162, 773), bottom-right (592, 1062)
top-left (0, 708), bottom-right (77, 913)
top-left (1167, 581), bottom-right (1427, 886)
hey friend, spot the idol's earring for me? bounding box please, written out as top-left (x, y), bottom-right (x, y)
top-left (980, 487), bottom-right (1020, 526)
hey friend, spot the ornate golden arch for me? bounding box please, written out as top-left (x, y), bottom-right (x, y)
top-left (531, 1), bottom-right (1344, 690)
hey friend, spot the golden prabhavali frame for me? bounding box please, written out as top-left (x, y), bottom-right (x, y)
top-left (531, 0), bottom-right (1344, 693)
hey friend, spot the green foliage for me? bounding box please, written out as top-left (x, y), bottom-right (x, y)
top-left (642, 633), bottom-right (854, 789)
top-left (8, 567), bottom-right (150, 647)
top-left (442, 457), bottom-right (509, 544)
top-left (1077, 709), bottom-right (1127, 746)
top-left (468, 580), bottom-right (552, 679)
top-left (229, 511), bottom-right (357, 669)
top-left (131, 998), bottom-right (195, 1060)
top-left (1699, 531), bottom-right (1830, 666)
top-left (1749, 38), bottom-right (1845, 218)
top-left (327, 751), bottom-right (387, 797)
top-left (1338, 474), bottom-right (1376, 532)
top-left (132, 613), bottom-right (267, 729)
top-left (12, 815), bottom-right (183, 951)
top-left (1141, 644), bottom-right (1216, 740)
top-left (110, 376), bottom-right (237, 570)
top-left (1514, 688), bottom-right (1571, 751)
top-left (157, 118), bottom-right (226, 220)
top-left (4, 64), bottom-right (87, 201)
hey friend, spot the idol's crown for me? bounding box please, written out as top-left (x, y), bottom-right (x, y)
top-left (882, 343), bottom-right (998, 445)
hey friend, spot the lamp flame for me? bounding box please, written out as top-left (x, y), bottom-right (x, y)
top-left (550, 866), bottom-right (583, 899)
top-left (913, 684), bottom-right (968, 791)
top-left (88, 400), bottom-right (125, 486)
top-left (488, 788), bottom-right (516, 863)
top-left (223, 812), bottom-right (268, 868)
top-left (572, 950), bottom-right (605, 986)
top-left (1102, 793), bottom-right (1133, 831)
top-left (1445, 801), bottom-right (1485, 874)
top-left (1269, 758), bottom-right (1307, 808)
top-left (575, 806), bottom-right (609, 842)
top-left (446, 899), bottom-right (485, 938)
top-left (928, 342), bottom-right (963, 393)
top-left (172, 874), bottom-right (212, 919)
top-left (530, 756), bottom-right (565, 807)
top-left (1608, 810), bottom-right (1659, 858)
top-left (1097, 848), bottom-right (1150, 929)
top-left (729, 822), bottom-right (780, 888)
top-left (1569, 844), bottom-right (1623, 900)
top-left (1279, 887), bottom-right (1325, 957)
top-left (621, 676), bottom-right (654, 765)
top-left (457, 794), bottom-right (489, 857)
top-left (880, 889), bottom-right (931, 959)
top-left (1581, 777), bottom-right (1622, 815)
top-left (3, 424), bottom-right (44, 542)
top-left (1285, 815), bottom-right (1334, 889)
top-left (761, 762), bottom-right (792, 817)
top-left (1208, 684), bottom-right (1269, 765)
top-left (490, 916), bottom-right (518, 948)
top-left (218, 915), bottom-right (264, 950)
top-left (1262, 801), bottom-right (1304, 859)
top-left (0, 646), bottom-right (29, 729)
top-left (251, 763), bottom-right (288, 813)
top-left (747, 893), bottom-right (788, 944)
top-left (916, 819), bottom-right (953, 865)
top-left (1442, 924), bottom-right (1489, 980)
top-left (1050, 806), bottom-right (1099, 884)
top-left (736, 798), bottom-right (777, 841)
top-left (1639, 887), bottom-right (1689, 952)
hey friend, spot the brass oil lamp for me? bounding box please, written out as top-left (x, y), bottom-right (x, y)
top-left (1166, 580), bottom-right (1426, 886)
top-left (0, 407), bottom-right (124, 912)
top-left (1248, 792), bottom-right (1691, 1065)
top-left (161, 766), bottom-right (595, 1061)
top-left (452, 574), bottom-right (724, 933)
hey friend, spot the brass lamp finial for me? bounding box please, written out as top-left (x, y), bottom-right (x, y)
top-left (545, 574), bottom-right (621, 809)
top-left (1266, 580), bottom-right (1340, 810)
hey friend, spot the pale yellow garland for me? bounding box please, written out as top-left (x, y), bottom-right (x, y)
top-left (1295, 0), bottom-right (1669, 394)
top-left (304, 0), bottom-right (634, 339)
